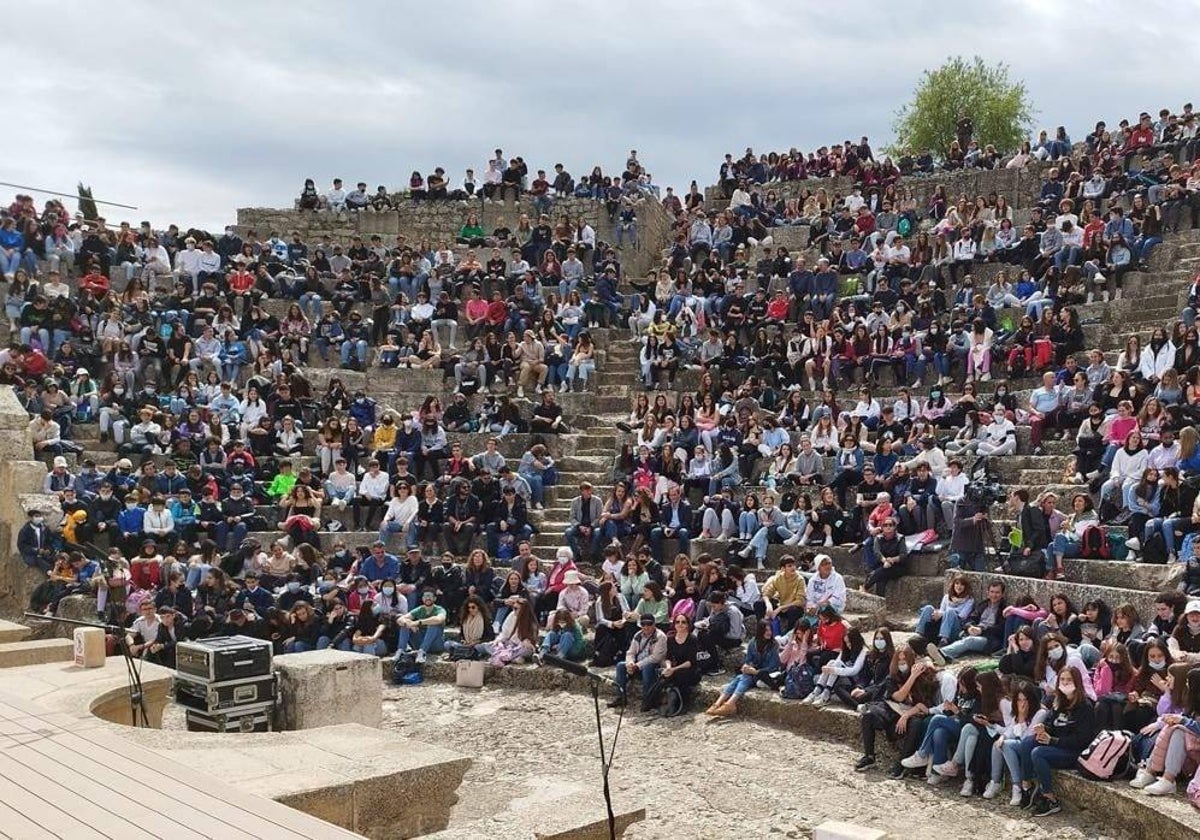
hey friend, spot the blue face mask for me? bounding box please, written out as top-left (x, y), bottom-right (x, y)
top-left (286, 582), bottom-right (300, 593)
top-left (318, 581), bottom-right (335, 593)
top-left (372, 603), bottom-right (383, 616)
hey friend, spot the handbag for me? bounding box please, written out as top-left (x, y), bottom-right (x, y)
top-left (456, 660), bottom-right (486, 688)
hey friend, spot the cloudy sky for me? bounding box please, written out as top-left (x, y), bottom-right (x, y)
top-left (8, 0), bottom-right (1197, 230)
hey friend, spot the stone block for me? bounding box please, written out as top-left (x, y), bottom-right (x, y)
top-left (815, 822), bottom-right (888, 840)
top-left (0, 638), bottom-right (74, 667)
top-left (53, 594), bottom-right (100, 638)
top-left (0, 619), bottom-right (30, 644)
top-left (273, 649), bottom-right (383, 731)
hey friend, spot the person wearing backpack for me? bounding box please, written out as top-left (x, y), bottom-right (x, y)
top-left (1131, 667), bottom-right (1200, 795)
top-left (1012, 665), bottom-right (1097, 816)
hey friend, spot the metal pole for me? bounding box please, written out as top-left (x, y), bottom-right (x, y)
top-left (0, 181), bottom-right (138, 210)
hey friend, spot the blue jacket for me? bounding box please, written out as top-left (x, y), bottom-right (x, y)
top-left (812, 270), bottom-right (838, 296)
top-left (118, 506), bottom-right (145, 534)
top-left (0, 229), bottom-right (23, 252)
top-left (235, 585), bottom-right (276, 616)
top-left (359, 553), bottom-right (400, 583)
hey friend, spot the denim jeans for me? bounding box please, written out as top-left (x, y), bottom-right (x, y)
top-left (520, 472), bottom-right (544, 506)
top-left (939, 633), bottom-right (990, 661)
top-left (916, 605), bottom-right (964, 643)
top-left (749, 525), bottom-right (793, 560)
top-left (380, 521), bottom-right (418, 550)
top-left (1015, 736), bottom-right (1079, 794)
top-left (722, 673), bottom-right (757, 699)
top-left (541, 629), bottom-right (580, 659)
top-left (615, 660), bottom-right (660, 700)
top-left (341, 340), bottom-right (368, 365)
top-left (185, 563), bottom-right (211, 590)
top-left (918, 714), bottom-right (964, 764)
top-left (396, 624), bottom-right (445, 655)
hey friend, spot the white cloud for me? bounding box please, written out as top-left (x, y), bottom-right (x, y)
top-left (5, 0), bottom-right (1198, 229)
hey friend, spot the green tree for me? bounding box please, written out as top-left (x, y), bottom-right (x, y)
top-left (890, 56), bottom-right (1035, 158)
top-left (77, 183), bottom-right (98, 222)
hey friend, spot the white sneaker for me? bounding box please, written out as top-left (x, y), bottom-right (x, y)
top-left (927, 771), bottom-right (949, 785)
top-left (823, 535), bottom-right (833, 547)
top-left (926, 643), bottom-right (947, 667)
top-left (1072, 473), bottom-right (1084, 484)
top-left (982, 781), bottom-right (1002, 800)
top-left (517, 387), bottom-right (525, 398)
top-left (932, 760), bottom-right (959, 777)
top-left (797, 534), bottom-right (810, 546)
top-left (414, 650), bottom-right (426, 664)
top-left (1125, 537), bottom-right (1141, 551)
top-left (980, 372), bottom-right (992, 382)
top-left (783, 534), bottom-right (802, 546)
top-left (1130, 767), bottom-right (1156, 789)
top-left (900, 753), bottom-right (928, 769)
top-left (959, 778), bottom-right (974, 797)
top-left (1144, 777), bottom-right (1176, 796)
top-left (801, 688), bottom-right (822, 704)
top-left (1008, 786), bottom-right (1022, 806)
top-left (812, 691), bottom-right (830, 708)
top-left (559, 382), bottom-right (568, 392)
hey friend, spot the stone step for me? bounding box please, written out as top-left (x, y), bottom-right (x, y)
top-left (0, 620), bottom-right (32, 645)
top-left (0, 638), bottom-right (75, 668)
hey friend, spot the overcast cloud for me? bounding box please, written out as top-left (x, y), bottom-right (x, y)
top-left (7, 0), bottom-right (1199, 230)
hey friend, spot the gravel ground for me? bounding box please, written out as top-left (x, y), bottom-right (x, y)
top-left (382, 683), bottom-right (1125, 840)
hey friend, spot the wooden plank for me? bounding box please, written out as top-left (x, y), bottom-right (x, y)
top-left (0, 768), bottom-right (112, 840)
top-left (0, 690), bottom-right (359, 840)
top-left (5, 738), bottom-right (208, 840)
top-left (0, 794), bottom-right (52, 840)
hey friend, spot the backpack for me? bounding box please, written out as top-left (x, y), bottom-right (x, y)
top-left (1077, 729), bottom-right (1134, 781)
top-left (1182, 532), bottom-right (1200, 564)
top-left (1141, 528), bottom-right (1168, 564)
top-left (391, 652), bottom-right (424, 684)
top-left (1002, 552), bottom-right (1044, 578)
top-left (1107, 531), bottom-right (1129, 561)
top-left (660, 684), bottom-right (688, 718)
top-left (1079, 525), bottom-right (1112, 560)
top-left (782, 661), bottom-right (815, 700)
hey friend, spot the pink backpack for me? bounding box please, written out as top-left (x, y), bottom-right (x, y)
top-left (1077, 730), bottom-right (1134, 781)
top-left (669, 598), bottom-right (695, 621)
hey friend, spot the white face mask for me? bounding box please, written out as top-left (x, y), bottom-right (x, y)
top-left (1149, 658), bottom-right (1167, 671)
top-left (874, 638), bottom-right (887, 651)
top-left (1060, 683), bottom-right (1075, 697)
top-left (1048, 646), bottom-right (1064, 662)
top-left (897, 662), bottom-right (910, 674)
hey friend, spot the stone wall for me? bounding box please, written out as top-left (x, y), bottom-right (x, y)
top-left (237, 194), bottom-right (674, 279)
top-left (704, 162), bottom-right (1052, 211)
top-left (0, 387), bottom-right (57, 619)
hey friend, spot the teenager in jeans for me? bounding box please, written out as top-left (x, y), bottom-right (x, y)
top-left (1011, 665), bottom-right (1097, 816)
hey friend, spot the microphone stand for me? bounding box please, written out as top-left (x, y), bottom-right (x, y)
top-left (25, 612), bottom-right (150, 728)
top-left (543, 656), bottom-right (622, 840)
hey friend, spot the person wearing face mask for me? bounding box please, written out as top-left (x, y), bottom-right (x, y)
top-left (1037, 632), bottom-right (1096, 701)
top-left (853, 650), bottom-right (937, 772)
top-left (276, 573), bottom-right (314, 612)
top-left (1168, 600), bottom-right (1200, 665)
top-left (1012, 665), bottom-right (1096, 816)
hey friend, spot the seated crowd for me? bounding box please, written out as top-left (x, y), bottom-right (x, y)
top-left (8, 99), bottom-right (1200, 818)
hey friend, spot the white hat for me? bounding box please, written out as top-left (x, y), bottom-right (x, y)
top-left (1186, 600), bottom-right (1200, 615)
top-left (75, 368), bottom-right (89, 377)
top-left (52, 456), bottom-right (67, 469)
top-left (563, 570), bottom-right (582, 586)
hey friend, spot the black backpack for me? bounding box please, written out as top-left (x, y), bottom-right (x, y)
top-left (392, 652), bottom-right (424, 683)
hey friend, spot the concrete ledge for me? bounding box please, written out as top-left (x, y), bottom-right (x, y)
top-left (0, 637), bottom-right (75, 668)
top-left (410, 659), bottom-right (1200, 839)
top-left (422, 801), bottom-right (646, 840)
top-left (130, 723), bottom-right (471, 839)
top-left (0, 618), bottom-right (31, 644)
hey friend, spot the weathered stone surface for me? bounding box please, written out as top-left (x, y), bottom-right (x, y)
top-left (273, 648), bottom-right (383, 731)
top-left (0, 637), bottom-right (74, 667)
top-left (814, 822), bottom-right (889, 840)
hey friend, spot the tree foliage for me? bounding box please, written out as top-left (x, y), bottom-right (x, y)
top-left (77, 183), bottom-right (98, 222)
top-left (890, 56), bottom-right (1035, 158)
